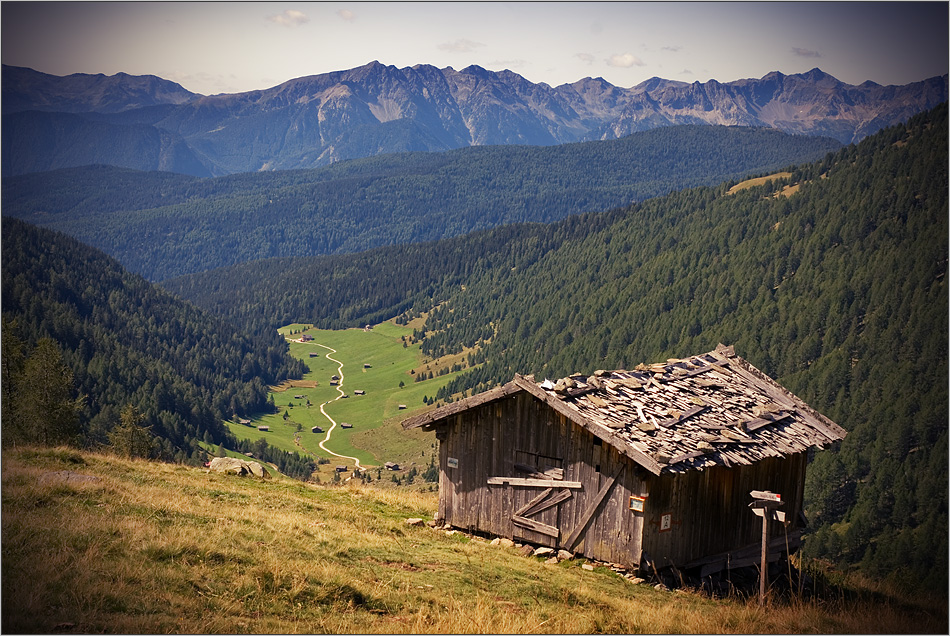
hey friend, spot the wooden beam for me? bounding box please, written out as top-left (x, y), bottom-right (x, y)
top-left (522, 488), bottom-right (573, 517)
top-left (745, 411), bottom-right (793, 432)
top-left (512, 515), bottom-right (559, 538)
top-left (668, 450), bottom-right (703, 465)
top-left (488, 477), bottom-right (583, 488)
top-left (401, 382), bottom-right (520, 430)
top-left (692, 531), bottom-right (803, 577)
top-left (562, 463), bottom-right (625, 550)
top-left (514, 488), bottom-right (553, 516)
top-left (656, 404), bottom-right (708, 428)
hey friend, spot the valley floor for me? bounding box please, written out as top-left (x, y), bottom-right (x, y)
top-left (224, 322), bottom-right (463, 480)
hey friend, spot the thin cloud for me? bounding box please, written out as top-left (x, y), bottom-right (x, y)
top-left (438, 39), bottom-right (486, 53)
top-left (662, 45), bottom-right (683, 53)
top-left (792, 47), bottom-right (821, 59)
top-left (267, 9), bottom-right (310, 27)
top-left (492, 59), bottom-right (528, 71)
top-left (167, 71), bottom-right (241, 95)
top-left (575, 53), bottom-right (595, 65)
top-left (337, 9), bottom-right (356, 22)
top-left (606, 53), bottom-right (645, 68)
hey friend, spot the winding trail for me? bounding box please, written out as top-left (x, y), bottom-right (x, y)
top-left (292, 339), bottom-right (363, 470)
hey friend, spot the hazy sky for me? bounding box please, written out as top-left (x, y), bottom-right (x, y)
top-left (2, 2), bottom-right (947, 96)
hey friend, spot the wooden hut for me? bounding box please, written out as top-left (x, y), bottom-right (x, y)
top-left (401, 344), bottom-right (846, 576)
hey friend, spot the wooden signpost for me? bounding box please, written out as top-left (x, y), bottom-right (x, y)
top-left (749, 490), bottom-right (784, 606)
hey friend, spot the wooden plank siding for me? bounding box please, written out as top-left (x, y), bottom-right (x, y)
top-left (435, 392), bottom-right (649, 567)
top-left (639, 453), bottom-right (807, 569)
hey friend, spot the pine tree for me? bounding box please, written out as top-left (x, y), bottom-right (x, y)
top-left (11, 338), bottom-right (83, 447)
top-left (108, 404), bottom-right (153, 459)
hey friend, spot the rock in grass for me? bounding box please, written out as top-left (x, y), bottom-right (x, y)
top-left (38, 471), bottom-right (100, 486)
top-left (405, 518), bottom-right (425, 526)
top-left (208, 457), bottom-right (270, 479)
top-left (246, 461), bottom-right (269, 479)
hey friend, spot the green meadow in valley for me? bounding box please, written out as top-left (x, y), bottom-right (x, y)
top-left (224, 321), bottom-right (466, 474)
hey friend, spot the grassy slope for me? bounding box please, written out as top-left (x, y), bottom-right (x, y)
top-left (224, 322), bottom-right (459, 474)
top-left (3, 447), bottom-right (945, 634)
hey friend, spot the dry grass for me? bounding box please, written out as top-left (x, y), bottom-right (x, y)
top-left (410, 344), bottom-right (479, 379)
top-left (269, 379), bottom-right (320, 393)
top-left (3, 447), bottom-right (946, 634)
top-left (727, 172), bottom-right (794, 195)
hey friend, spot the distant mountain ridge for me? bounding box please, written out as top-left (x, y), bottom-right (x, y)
top-left (2, 62), bottom-right (946, 176)
top-left (2, 65), bottom-right (198, 114)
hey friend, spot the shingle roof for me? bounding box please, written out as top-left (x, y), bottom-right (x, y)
top-left (402, 344), bottom-right (846, 476)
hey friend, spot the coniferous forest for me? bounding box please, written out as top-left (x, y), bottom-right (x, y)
top-left (1, 219), bottom-right (316, 478)
top-left (3, 125), bottom-right (839, 280)
top-left (165, 104), bottom-right (948, 588)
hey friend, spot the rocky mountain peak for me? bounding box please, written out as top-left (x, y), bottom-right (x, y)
top-left (3, 63), bottom-right (946, 176)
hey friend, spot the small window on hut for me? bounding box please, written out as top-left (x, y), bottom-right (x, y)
top-left (514, 450), bottom-right (564, 480)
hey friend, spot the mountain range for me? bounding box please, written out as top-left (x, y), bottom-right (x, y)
top-left (3, 62), bottom-right (946, 177)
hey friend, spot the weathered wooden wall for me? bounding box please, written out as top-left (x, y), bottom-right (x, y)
top-left (638, 453), bottom-right (807, 569)
top-left (435, 392), bottom-right (649, 568)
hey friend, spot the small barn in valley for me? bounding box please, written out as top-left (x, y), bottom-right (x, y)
top-left (401, 345), bottom-right (845, 576)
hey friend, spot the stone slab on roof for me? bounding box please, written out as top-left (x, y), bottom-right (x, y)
top-left (402, 344), bottom-right (846, 476)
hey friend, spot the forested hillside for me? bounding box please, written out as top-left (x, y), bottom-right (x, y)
top-left (1, 219), bottom-right (314, 476)
top-left (3, 125), bottom-right (839, 280)
top-left (166, 104), bottom-right (948, 588)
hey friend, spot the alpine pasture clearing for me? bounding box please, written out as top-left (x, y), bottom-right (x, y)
top-left (726, 171), bottom-right (797, 196)
top-left (225, 321), bottom-right (464, 472)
